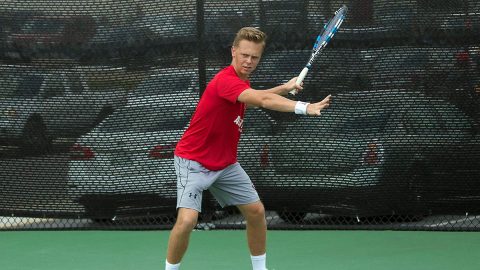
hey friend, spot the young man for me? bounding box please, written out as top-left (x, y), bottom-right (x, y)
top-left (165, 27), bottom-right (331, 270)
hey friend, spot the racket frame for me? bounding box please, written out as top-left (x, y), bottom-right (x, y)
top-left (290, 5), bottom-right (348, 95)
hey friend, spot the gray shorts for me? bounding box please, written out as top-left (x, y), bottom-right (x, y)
top-left (174, 155), bottom-right (260, 212)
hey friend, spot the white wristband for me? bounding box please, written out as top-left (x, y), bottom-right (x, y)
top-left (294, 101), bottom-right (309, 115)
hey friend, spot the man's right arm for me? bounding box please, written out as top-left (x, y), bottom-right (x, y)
top-left (261, 77), bottom-right (302, 96)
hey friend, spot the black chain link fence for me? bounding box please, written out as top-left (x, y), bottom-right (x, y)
top-left (0, 0), bottom-right (479, 231)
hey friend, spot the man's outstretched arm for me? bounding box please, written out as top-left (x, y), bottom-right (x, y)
top-left (238, 86), bottom-right (331, 116)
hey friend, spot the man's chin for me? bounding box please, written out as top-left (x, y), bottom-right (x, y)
top-left (243, 68), bottom-right (254, 75)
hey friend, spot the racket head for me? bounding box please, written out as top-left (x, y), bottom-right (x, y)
top-left (312, 5), bottom-right (348, 53)
top-left (291, 5), bottom-right (348, 95)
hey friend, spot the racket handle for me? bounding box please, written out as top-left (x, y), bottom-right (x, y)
top-left (289, 67), bottom-right (309, 95)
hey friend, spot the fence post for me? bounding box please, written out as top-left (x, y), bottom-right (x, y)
top-left (197, 0), bottom-right (207, 97)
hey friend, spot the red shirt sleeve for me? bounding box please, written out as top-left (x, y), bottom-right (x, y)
top-left (216, 71), bottom-right (250, 103)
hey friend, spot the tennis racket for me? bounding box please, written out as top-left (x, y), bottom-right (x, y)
top-left (290, 5), bottom-right (348, 95)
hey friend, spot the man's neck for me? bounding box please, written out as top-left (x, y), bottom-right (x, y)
top-left (231, 64), bottom-right (249, 81)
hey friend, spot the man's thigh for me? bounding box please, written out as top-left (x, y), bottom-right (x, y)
top-left (174, 156), bottom-right (221, 212)
top-left (209, 162), bottom-right (260, 208)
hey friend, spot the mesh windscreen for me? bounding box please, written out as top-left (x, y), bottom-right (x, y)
top-left (0, 0), bottom-right (479, 230)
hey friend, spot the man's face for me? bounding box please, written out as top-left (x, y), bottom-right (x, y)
top-left (231, 39), bottom-right (263, 80)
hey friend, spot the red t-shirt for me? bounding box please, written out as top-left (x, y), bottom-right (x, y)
top-left (175, 65), bottom-right (250, 171)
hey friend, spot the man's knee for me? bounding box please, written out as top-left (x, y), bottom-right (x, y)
top-left (240, 201), bottom-right (266, 220)
top-left (174, 208), bottom-right (199, 231)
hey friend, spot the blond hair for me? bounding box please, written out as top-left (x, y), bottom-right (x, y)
top-left (232, 27), bottom-right (267, 48)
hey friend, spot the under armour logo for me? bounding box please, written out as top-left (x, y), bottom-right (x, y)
top-left (189, 193), bottom-right (198, 199)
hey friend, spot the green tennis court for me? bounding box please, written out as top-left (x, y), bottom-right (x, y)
top-left (1, 230), bottom-right (479, 270)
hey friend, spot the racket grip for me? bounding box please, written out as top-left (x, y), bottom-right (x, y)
top-left (289, 67), bottom-right (309, 95)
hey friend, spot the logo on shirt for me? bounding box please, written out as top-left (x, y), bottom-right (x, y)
top-left (233, 115), bottom-right (244, 132)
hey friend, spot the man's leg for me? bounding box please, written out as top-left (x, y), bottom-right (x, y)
top-left (166, 208), bottom-right (199, 266)
top-left (208, 162), bottom-right (266, 269)
top-left (238, 201), bottom-right (268, 270)
top-left (237, 201), bottom-right (267, 255)
top-left (168, 156), bottom-right (210, 268)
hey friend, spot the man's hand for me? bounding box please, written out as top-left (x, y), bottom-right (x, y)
top-left (282, 77), bottom-right (303, 95)
top-left (306, 95), bottom-right (332, 116)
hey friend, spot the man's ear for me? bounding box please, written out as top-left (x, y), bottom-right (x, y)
top-left (231, 46), bottom-right (236, 58)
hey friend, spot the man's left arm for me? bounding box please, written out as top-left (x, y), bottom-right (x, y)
top-left (245, 77), bottom-right (302, 108)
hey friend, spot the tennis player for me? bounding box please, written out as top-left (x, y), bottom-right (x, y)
top-left (165, 27), bottom-right (331, 270)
